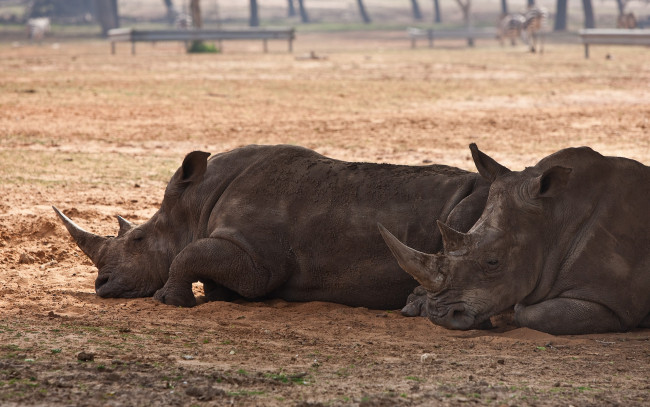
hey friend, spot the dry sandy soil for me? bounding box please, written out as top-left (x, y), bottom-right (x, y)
top-left (0, 33), bottom-right (649, 406)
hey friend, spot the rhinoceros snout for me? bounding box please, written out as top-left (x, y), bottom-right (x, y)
top-left (431, 304), bottom-right (493, 330)
top-left (95, 275), bottom-right (109, 291)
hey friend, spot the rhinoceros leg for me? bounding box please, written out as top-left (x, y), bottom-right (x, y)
top-left (514, 299), bottom-right (624, 335)
top-left (201, 279), bottom-right (241, 302)
top-left (402, 189), bottom-right (488, 318)
top-left (640, 312), bottom-right (650, 329)
top-left (153, 237), bottom-right (272, 307)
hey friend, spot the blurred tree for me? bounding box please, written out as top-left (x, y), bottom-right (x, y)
top-left (582, 0), bottom-right (595, 27)
top-left (163, 0), bottom-right (176, 25)
top-left (96, 0), bottom-right (119, 35)
top-left (287, 0), bottom-right (296, 17)
top-left (297, 0), bottom-right (309, 23)
top-left (527, 0), bottom-right (534, 7)
top-left (432, 0), bottom-right (441, 23)
top-left (554, 0), bottom-right (567, 30)
top-left (357, 0), bottom-right (371, 23)
top-left (250, 0), bottom-right (259, 26)
top-left (190, 0), bottom-right (202, 28)
top-left (410, 0), bottom-right (423, 20)
top-left (615, 0), bottom-right (626, 14)
top-left (454, 0), bottom-right (471, 26)
top-left (501, 0), bottom-right (508, 14)
top-left (27, 0), bottom-right (95, 21)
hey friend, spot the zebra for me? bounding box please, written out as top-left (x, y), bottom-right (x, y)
top-left (522, 5), bottom-right (548, 53)
top-left (497, 13), bottom-right (526, 46)
top-left (26, 17), bottom-right (50, 43)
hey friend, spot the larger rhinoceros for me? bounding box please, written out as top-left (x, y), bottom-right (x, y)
top-left (55, 144), bottom-right (489, 309)
top-left (380, 144), bottom-right (650, 334)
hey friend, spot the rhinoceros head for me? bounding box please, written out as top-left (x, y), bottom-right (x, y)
top-left (54, 151), bottom-right (211, 298)
top-left (381, 143), bottom-right (573, 330)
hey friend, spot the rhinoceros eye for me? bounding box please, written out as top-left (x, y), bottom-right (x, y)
top-left (486, 259), bottom-right (499, 271)
top-left (131, 229), bottom-right (145, 242)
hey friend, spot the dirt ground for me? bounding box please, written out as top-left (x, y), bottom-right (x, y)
top-left (0, 33), bottom-right (649, 406)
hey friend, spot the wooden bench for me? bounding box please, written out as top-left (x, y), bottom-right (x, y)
top-left (407, 27), bottom-right (496, 48)
top-left (108, 27), bottom-right (295, 55)
top-left (579, 29), bottom-right (650, 58)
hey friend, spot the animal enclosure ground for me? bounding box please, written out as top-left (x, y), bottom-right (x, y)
top-left (0, 33), bottom-right (649, 406)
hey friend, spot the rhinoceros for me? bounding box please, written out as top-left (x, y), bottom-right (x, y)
top-left (380, 144), bottom-right (650, 334)
top-left (54, 144), bottom-right (489, 309)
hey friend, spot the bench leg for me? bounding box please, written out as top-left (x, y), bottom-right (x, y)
top-left (288, 39), bottom-right (293, 53)
top-left (131, 41), bottom-right (136, 55)
top-left (263, 39), bottom-right (268, 53)
top-left (584, 44), bottom-right (589, 59)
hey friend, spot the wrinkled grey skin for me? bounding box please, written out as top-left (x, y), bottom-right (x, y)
top-left (55, 145), bottom-right (489, 309)
top-left (380, 144), bottom-right (650, 334)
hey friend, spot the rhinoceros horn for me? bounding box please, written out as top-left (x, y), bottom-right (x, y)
top-left (436, 220), bottom-right (470, 253)
top-left (53, 206), bottom-right (107, 266)
top-left (116, 215), bottom-right (135, 237)
top-left (377, 223), bottom-right (447, 292)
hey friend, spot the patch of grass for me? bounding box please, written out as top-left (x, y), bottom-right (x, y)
top-left (406, 376), bottom-right (423, 382)
top-left (227, 390), bottom-right (265, 397)
top-left (187, 41), bottom-right (220, 54)
top-left (335, 364), bottom-right (354, 378)
top-left (265, 372), bottom-right (311, 385)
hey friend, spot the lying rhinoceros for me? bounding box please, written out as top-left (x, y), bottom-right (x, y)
top-left (55, 144), bottom-right (489, 309)
top-left (380, 144), bottom-right (650, 334)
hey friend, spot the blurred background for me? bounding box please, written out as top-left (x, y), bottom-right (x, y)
top-left (0, 0), bottom-right (648, 42)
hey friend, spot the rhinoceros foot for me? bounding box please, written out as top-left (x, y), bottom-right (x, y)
top-left (153, 285), bottom-right (197, 308)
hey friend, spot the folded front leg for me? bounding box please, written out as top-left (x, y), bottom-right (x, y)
top-left (154, 237), bottom-right (271, 307)
top-left (515, 298), bottom-right (623, 335)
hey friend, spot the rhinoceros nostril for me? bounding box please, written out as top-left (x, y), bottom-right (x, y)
top-left (451, 305), bottom-right (465, 319)
top-left (95, 275), bottom-right (109, 290)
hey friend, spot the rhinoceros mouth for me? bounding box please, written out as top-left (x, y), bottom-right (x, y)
top-left (94, 272), bottom-right (159, 299)
top-left (427, 301), bottom-right (493, 330)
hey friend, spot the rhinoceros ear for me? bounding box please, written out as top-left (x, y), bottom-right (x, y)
top-left (469, 143), bottom-right (510, 183)
top-left (533, 166), bottom-right (572, 198)
top-left (181, 151), bottom-right (211, 184)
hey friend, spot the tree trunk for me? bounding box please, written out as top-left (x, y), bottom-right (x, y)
top-left (357, 0), bottom-right (371, 24)
top-left (582, 0), bottom-right (595, 28)
top-left (410, 0), bottom-right (423, 21)
top-left (527, 0), bottom-right (534, 7)
top-left (500, 0), bottom-right (508, 15)
top-left (297, 0), bottom-right (309, 23)
top-left (554, 0), bottom-right (567, 31)
top-left (250, 0), bottom-right (259, 27)
top-left (190, 0), bottom-right (202, 28)
top-left (454, 0), bottom-right (471, 27)
top-left (287, 0), bottom-right (296, 17)
top-left (432, 0), bottom-right (441, 23)
top-left (163, 0), bottom-right (175, 24)
top-left (95, 0), bottom-right (119, 36)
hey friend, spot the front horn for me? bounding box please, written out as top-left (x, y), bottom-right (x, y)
top-left (377, 223), bottom-right (447, 292)
top-left (53, 206), bottom-right (107, 266)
